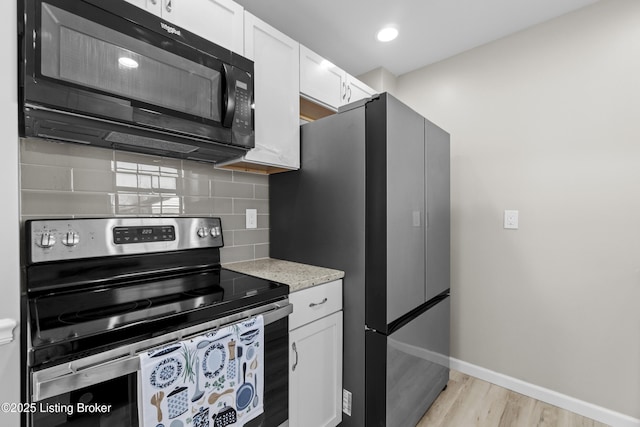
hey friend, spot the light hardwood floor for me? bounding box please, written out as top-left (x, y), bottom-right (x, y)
top-left (416, 370), bottom-right (610, 427)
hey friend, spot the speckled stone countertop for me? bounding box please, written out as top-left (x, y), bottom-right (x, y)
top-left (222, 258), bottom-right (344, 293)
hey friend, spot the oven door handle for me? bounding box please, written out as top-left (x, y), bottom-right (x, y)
top-left (32, 301), bottom-right (292, 402)
top-left (33, 356), bottom-right (141, 405)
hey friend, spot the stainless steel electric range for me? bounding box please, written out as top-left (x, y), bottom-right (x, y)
top-left (22, 217), bottom-right (291, 427)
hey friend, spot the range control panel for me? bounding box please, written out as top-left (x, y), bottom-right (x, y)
top-left (26, 217), bottom-right (224, 264)
top-left (113, 225), bottom-right (176, 244)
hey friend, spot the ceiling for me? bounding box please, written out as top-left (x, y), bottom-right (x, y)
top-left (234, 0), bottom-right (599, 77)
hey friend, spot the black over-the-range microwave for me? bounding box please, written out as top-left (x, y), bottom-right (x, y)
top-left (19, 0), bottom-right (254, 163)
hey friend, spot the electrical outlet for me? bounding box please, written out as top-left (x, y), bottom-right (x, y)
top-left (504, 210), bottom-right (519, 229)
top-left (246, 209), bottom-right (257, 229)
top-left (342, 389), bottom-right (352, 416)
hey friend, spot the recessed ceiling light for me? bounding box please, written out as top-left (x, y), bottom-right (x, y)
top-left (377, 27), bottom-right (398, 42)
top-left (118, 57), bottom-right (139, 69)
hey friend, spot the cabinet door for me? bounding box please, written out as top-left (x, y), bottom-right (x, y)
top-left (290, 311), bottom-right (343, 427)
top-left (123, 0), bottom-right (161, 16)
top-left (243, 12), bottom-right (300, 169)
top-left (343, 74), bottom-right (376, 105)
top-left (161, 0), bottom-right (244, 53)
top-left (300, 45), bottom-right (344, 111)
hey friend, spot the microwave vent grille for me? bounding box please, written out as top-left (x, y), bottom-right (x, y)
top-left (106, 132), bottom-right (199, 154)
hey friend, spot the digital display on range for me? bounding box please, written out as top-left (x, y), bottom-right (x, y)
top-left (113, 226), bottom-right (175, 244)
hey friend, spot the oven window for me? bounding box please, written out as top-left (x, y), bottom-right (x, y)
top-left (31, 374), bottom-right (138, 427)
top-left (39, 2), bottom-right (221, 122)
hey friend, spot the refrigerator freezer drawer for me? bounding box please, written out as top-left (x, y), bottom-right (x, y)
top-left (366, 295), bottom-right (450, 427)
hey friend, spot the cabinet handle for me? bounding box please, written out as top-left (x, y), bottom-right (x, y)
top-left (165, 0), bottom-right (172, 12)
top-left (309, 298), bottom-right (328, 308)
top-left (292, 342), bottom-right (298, 372)
top-left (347, 85), bottom-right (352, 102)
top-left (342, 82), bottom-right (346, 100)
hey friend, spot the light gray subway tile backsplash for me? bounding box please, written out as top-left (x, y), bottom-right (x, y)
top-left (21, 138), bottom-right (113, 170)
top-left (255, 243), bottom-right (270, 259)
top-left (233, 172), bottom-right (268, 185)
top-left (254, 184), bottom-right (269, 200)
top-left (234, 229), bottom-right (269, 246)
top-left (210, 197), bottom-right (234, 215)
top-left (113, 194), bottom-right (139, 215)
top-left (21, 164), bottom-right (72, 191)
top-left (211, 180), bottom-right (255, 198)
top-left (182, 196), bottom-right (216, 215)
top-left (19, 138), bottom-right (273, 262)
top-left (185, 162), bottom-right (232, 182)
top-left (256, 214), bottom-right (269, 229)
top-left (182, 177), bottom-right (210, 197)
top-left (215, 214), bottom-right (245, 231)
top-left (22, 191), bottom-right (114, 216)
top-left (220, 245), bottom-right (256, 264)
top-left (73, 169), bottom-right (115, 193)
top-left (233, 198), bottom-right (269, 214)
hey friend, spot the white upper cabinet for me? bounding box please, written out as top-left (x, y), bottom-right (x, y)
top-left (300, 45), bottom-right (346, 110)
top-left (300, 44), bottom-right (376, 111)
top-left (344, 73), bottom-right (376, 105)
top-left (124, 0), bottom-right (162, 16)
top-left (123, 0), bottom-right (244, 54)
top-left (163, 0), bottom-right (244, 54)
top-left (242, 12), bottom-right (300, 170)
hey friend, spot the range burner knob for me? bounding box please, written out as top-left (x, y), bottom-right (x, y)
top-left (197, 227), bottom-right (208, 238)
top-left (210, 226), bottom-right (221, 238)
top-left (36, 232), bottom-right (56, 249)
top-left (62, 231), bottom-right (80, 247)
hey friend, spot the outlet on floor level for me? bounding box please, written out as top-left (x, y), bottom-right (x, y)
top-left (246, 209), bottom-right (257, 229)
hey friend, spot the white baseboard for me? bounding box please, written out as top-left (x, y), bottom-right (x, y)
top-left (450, 358), bottom-right (640, 427)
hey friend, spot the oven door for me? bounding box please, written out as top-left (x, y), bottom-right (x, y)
top-left (21, 0), bottom-right (254, 150)
top-left (28, 302), bottom-right (291, 427)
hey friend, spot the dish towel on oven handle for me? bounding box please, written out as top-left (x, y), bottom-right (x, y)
top-left (138, 315), bottom-right (264, 427)
top-left (235, 315), bottom-right (264, 425)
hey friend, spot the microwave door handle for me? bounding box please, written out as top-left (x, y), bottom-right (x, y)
top-left (222, 63), bottom-right (236, 128)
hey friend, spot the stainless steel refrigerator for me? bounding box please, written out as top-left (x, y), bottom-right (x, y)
top-left (270, 93), bottom-right (450, 427)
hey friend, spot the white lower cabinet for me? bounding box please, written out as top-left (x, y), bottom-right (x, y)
top-left (289, 280), bottom-right (343, 427)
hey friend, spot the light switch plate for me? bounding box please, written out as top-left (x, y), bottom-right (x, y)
top-left (504, 210), bottom-right (519, 229)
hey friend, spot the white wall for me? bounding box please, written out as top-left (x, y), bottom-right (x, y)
top-left (357, 67), bottom-right (398, 97)
top-left (397, 0), bottom-right (640, 420)
top-left (0, 0), bottom-right (22, 425)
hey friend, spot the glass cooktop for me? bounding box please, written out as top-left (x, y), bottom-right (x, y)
top-left (28, 268), bottom-right (288, 365)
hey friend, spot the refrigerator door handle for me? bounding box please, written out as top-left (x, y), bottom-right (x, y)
top-left (412, 211), bottom-right (421, 227)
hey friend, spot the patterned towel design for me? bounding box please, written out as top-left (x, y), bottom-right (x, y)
top-left (139, 315), bottom-right (264, 427)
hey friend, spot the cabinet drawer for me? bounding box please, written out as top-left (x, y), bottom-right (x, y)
top-left (289, 279), bottom-right (342, 330)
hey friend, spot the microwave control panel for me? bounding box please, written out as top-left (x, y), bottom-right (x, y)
top-left (233, 79), bottom-right (252, 135)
